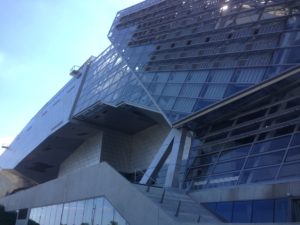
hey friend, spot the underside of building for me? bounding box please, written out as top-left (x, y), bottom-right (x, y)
top-left (1, 0), bottom-right (300, 224)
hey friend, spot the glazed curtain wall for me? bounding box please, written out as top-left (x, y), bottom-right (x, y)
top-left (27, 196), bottom-right (129, 225)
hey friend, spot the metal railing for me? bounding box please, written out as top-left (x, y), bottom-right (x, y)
top-left (133, 168), bottom-right (202, 222)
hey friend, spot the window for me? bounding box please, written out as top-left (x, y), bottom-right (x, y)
top-left (213, 159), bottom-right (245, 174)
top-left (239, 166), bottom-right (279, 184)
top-left (278, 162), bottom-right (300, 179)
top-left (220, 145), bottom-right (250, 161)
top-left (251, 135), bottom-right (291, 154)
top-left (215, 202), bottom-right (233, 222)
top-left (232, 201), bottom-right (252, 222)
top-left (245, 151), bottom-right (285, 169)
top-left (286, 147), bottom-right (300, 162)
top-left (252, 200), bottom-right (274, 222)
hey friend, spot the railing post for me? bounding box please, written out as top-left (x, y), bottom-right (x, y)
top-left (160, 189), bottom-right (166, 204)
top-left (175, 200), bottom-right (181, 217)
top-left (197, 215), bottom-right (201, 223)
top-left (146, 184), bottom-right (151, 192)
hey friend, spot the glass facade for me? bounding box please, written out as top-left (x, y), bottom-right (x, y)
top-left (108, 0), bottom-right (300, 123)
top-left (27, 197), bottom-right (128, 225)
top-left (73, 45), bottom-right (158, 117)
top-left (204, 198), bottom-right (289, 223)
top-left (185, 81), bottom-right (300, 189)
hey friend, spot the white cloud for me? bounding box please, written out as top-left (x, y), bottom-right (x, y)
top-left (0, 136), bottom-right (14, 156)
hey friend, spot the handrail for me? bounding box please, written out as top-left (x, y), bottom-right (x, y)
top-left (134, 168), bottom-right (157, 184)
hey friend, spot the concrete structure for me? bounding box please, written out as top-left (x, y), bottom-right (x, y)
top-left (1, 0), bottom-right (300, 224)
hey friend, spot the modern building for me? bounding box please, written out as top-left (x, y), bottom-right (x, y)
top-left (1, 0), bottom-right (300, 224)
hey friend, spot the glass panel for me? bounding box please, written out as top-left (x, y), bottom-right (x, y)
top-left (82, 199), bottom-right (94, 225)
top-left (239, 166), bottom-right (279, 184)
top-left (215, 202), bottom-right (233, 222)
top-left (45, 206), bottom-right (52, 225)
top-left (93, 198), bottom-right (104, 225)
top-left (169, 71), bottom-right (187, 82)
top-left (61, 203), bottom-right (70, 225)
top-left (49, 205), bottom-right (56, 225)
top-left (210, 70), bottom-right (233, 83)
top-left (279, 162), bottom-right (300, 179)
top-left (114, 211), bottom-right (126, 225)
top-left (39, 207), bottom-right (46, 225)
top-left (292, 199), bottom-right (300, 222)
top-left (194, 153), bottom-right (218, 165)
top-left (232, 201), bottom-right (252, 222)
top-left (219, 145), bottom-right (250, 161)
top-left (245, 151), bottom-right (285, 169)
top-left (204, 84), bottom-right (227, 99)
top-left (101, 199), bottom-right (114, 225)
top-left (204, 202), bottom-right (217, 212)
top-left (75, 201), bottom-right (84, 225)
top-left (55, 204), bottom-right (63, 225)
top-left (252, 200), bottom-right (274, 222)
top-left (173, 98), bottom-right (196, 113)
top-left (274, 198), bottom-right (289, 222)
top-left (162, 84), bottom-right (181, 96)
top-left (286, 147), bottom-right (300, 162)
top-left (186, 70), bottom-right (209, 83)
top-left (67, 202), bottom-right (76, 225)
top-left (180, 84), bottom-right (202, 98)
top-left (191, 165), bottom-right (214, 177)
top-left (236, 68), bottom-right (265, 84)
top-left (291, 133), bottom-right (300, 146)
top-left (251, 135), bottom-right (291, 154)
top-left (213, 159), bottom-right (244, 174)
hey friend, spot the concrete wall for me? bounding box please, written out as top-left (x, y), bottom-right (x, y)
top-left (131, 124), bottom-right (170, 171)
top-left (58, 132), bottom-right (103, 177)
top-left (0, 162), bottom-right (176, 225)
top-left (189, 181), bottom-right (300, 203)
top-left (100, 124), bottom-right (170, 173)
top-left (101, 130), bottom-right (132, 173)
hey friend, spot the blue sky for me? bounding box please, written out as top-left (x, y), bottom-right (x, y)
top-left (0, 0), bottom-right (142, 149)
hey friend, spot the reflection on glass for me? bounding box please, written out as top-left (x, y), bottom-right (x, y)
top-left (251, 135), bottom-right (290, 154)
top-left (61, 203), bottom-right (69, 225)
top-left (239, 166), bottom-right (279, 184)
top-left (28, 197), bottom-right (129, 225)
top-left (101, 199), bottom-right (114, 225)
top-left (219, 145), bottom-right (250, 161)
top-left (55, 204), bottom-right (63, 225)
top-left (93, 198), bottom-right (104, 225)
top-left (245, 151), bottom-right (285, 169)
top-left (114, 211), bottom-right (126, 225)
top-left (82, 199), bottom-right (94, 225)
top-left (74, 201), bottom-right (84, 225)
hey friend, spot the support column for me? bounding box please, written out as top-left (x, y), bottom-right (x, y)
top-left (164, 129), bottom-right (187, 188)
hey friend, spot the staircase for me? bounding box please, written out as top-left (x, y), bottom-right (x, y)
top-left (134, 184), bottom-right (222, 224)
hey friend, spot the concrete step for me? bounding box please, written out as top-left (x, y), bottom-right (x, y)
top-left (134, 184), bottom-right (221, 223)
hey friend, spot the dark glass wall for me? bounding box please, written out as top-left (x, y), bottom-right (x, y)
top-left (204, 198), bottom-right (289, 223)
top-left (184, 76), bottom-right (300, 189)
